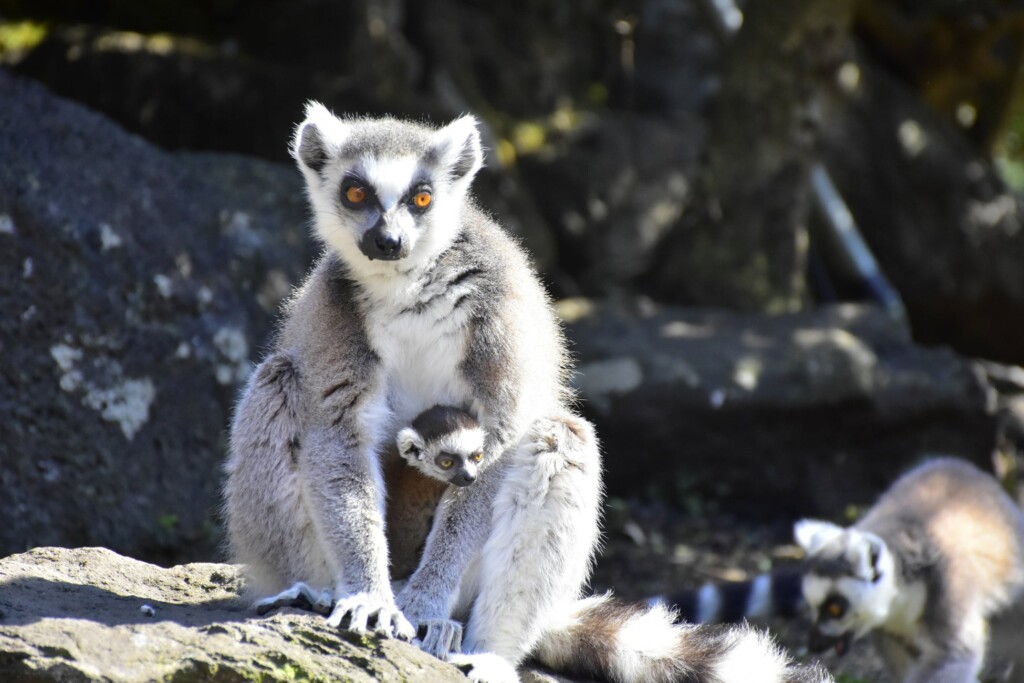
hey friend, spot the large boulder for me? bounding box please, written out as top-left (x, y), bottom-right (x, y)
top-left (563, 300), bottom-right (998, 515)
top-left (820, 49), bottom-right (1024, 365)
top-left (518, 112), bottom-right (701, 295)
top-left (0, 546), bottom-right (467, 682)
top-left (0, 70), bottom-right (315, 564)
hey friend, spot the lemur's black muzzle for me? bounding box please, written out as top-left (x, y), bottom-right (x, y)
top-left (808, 627), bottom-right (853, 657)
top-left (360, 226), bottom-right (405, 261)
top-left (450, 472), bottom-right (476, 487)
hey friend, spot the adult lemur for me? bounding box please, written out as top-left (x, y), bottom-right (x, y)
top-left (224, 103), bottom-right (827, 683)
top-left (796, 458), bottom-right (1024, 683)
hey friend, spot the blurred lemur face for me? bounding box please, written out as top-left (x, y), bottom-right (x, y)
top-left (396, 405), bottom-right (486, 487)
top-left (794, 520), bottom-right (898, 657)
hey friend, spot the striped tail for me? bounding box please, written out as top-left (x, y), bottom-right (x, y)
top-left (650, 567), bottom-right (805, 624)
top-left (532, 593), bottom-right (830, 683)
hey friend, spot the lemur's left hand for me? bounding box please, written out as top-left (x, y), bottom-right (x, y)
top-left (397, 589), bottom-right (463, 658)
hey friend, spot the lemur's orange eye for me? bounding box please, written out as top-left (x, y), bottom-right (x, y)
top-left (413, 191), bottom-right (432, 209)
top-left (471, 452), bottom-right (483, 463)
top-left (826, 602), bottom-right (844, 619)
top-left (345, 186), bottom-right (367, 204)
top-left (438, 457), bottom-right (454, 469)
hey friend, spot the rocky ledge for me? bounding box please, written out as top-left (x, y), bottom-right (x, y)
top-left (0, 546), bottom-right (474, 683)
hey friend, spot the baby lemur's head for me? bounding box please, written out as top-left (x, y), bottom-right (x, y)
top-left (396, 406), bottom-right (485, 488)
top-left (290, 102), bottom-right (484, 274)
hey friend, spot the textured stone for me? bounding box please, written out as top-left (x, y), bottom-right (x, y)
top-left (566, 301), bottom-right (998, 515)
top-left (0, 70), bottom-right (315, 564)
top-left (0, 547), bottom-right (466, 683)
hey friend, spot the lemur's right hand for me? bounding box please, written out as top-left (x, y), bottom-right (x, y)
top-left (326, 591), bottom-right (416, 641)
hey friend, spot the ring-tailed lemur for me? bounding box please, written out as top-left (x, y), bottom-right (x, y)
top-left (397, 405), bottom-right (485, 487)
top-left (795, 457), bottom-right (1024, 683)
top-left (223, 103), bottom-right (828, 683)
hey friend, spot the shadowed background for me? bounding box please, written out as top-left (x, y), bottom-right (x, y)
top-left (2, 1), bottom-right (1023, 635)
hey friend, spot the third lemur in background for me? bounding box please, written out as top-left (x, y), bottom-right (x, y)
top-left (796, 457), bottom-right (1024, 683)
top-left (654, 457), bottom-right (1024, 682)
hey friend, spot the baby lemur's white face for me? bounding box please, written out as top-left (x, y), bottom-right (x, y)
top-left (291, 102), bottom-right (483, 275)
top-left (794, 519), bottom-right (897, 657)
top-left (396, 406), bottom-right (486, 488)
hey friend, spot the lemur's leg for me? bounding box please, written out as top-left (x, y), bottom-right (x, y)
top-left (299, 401), bottom-right (415, 639)
top-left (872, 633), bottom-right (915, 682)
top-left (224, 353), bottom-right (333, 605)
top-left (448, 414), bottom-right (603, 681)
top-left (904, 654), bottom-right (982, 683)
top-left (226, 353), bottom-right (413, 639)
top-left (904, 612), bottom-right (984, 683)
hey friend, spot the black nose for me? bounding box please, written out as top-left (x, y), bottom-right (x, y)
top-left (374, 232), bottom-right (401, 256)
top-left (360, 227), bottom-right (405, 261)
top-left (451, 472), bottom-right (476, 487)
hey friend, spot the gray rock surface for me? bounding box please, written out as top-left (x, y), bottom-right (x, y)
top-left (563, 300), bottom-right (998, 515)
top-left (0, 546), bottom-right (467, 682)
top-left (0, 70), bottom-right (315, 564)
top-left (519, 112), bottom-right (700, 295)
top-left (821, 49), bottom-right (1024, 365)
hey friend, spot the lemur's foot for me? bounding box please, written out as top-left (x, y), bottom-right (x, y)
top-left (413, 618), bottom-right (463, 659)
top-left (254, 582), bottom-right (333, 616)
top-left (447, 652), bottom-right (519, 683)
top-left (326, 592), bottom-right (415, 640)
top-left (522, 414), bottom-right (593, 462)
top-left (523, 417), bottom-right (563, 455)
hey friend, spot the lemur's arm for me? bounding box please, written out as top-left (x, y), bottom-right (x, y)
top-left (286, 276), bottom-right (413, 639)
top-left (301, 365), bottom-right (418, 637)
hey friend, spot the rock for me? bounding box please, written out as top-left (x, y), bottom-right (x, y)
top-left (518, 112), bottom-right (701, 295)
top-left (563, 300), bottom-right (998, 515)
top-left (0, 70), bottom-right (315, 564)
top-left (632, 0), bottom-right (721, 115)
top-left (11, 24), bottom-right (420, 164)
top-left (415, 0), bottom-right (630, 118)
top-left (8, 24), bottom-right (565, 276)
top-left (0, 546), bottom-right (467, 682)
top-left (820, 49), bottom-right (1024, 365)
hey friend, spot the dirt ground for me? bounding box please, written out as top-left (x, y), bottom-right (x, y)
top-left (588, 497), bottom-right (892, 683)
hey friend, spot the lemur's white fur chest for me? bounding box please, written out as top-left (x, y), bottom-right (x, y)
top-left (360, 269), bottom-right (473, 424)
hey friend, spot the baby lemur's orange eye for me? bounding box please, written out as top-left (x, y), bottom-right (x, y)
top-left (345, 186), bottom-right (367, 204)
top-left (438, 457), bottom-right (454, 469)
top-left (826, 602), bottom-right (844, 619)
top-left (471, 452), bottom-right (483, 463)
top-left (413, 191), bottom-right (432, 209)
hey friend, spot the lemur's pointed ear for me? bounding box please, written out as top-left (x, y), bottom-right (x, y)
top-left (854, 531), bottom-right (887, 582)
top-left (794, 519), bottom-right (844, 555)
top-left (429, 115), bottom-right (484, 183)
top-left (397, 428), bottom-right (425, 461)
top-left (291, 101), bottom-right (349, 174)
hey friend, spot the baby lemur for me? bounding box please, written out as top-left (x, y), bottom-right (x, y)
top-left (385, 405), bottom-right (484, 580)
top-left (398, 405), bottom-right (485, 488)
top-left (224, 103), bottom-right (827, 683)
top-left (796, 457), bottom-right (1024, 683)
